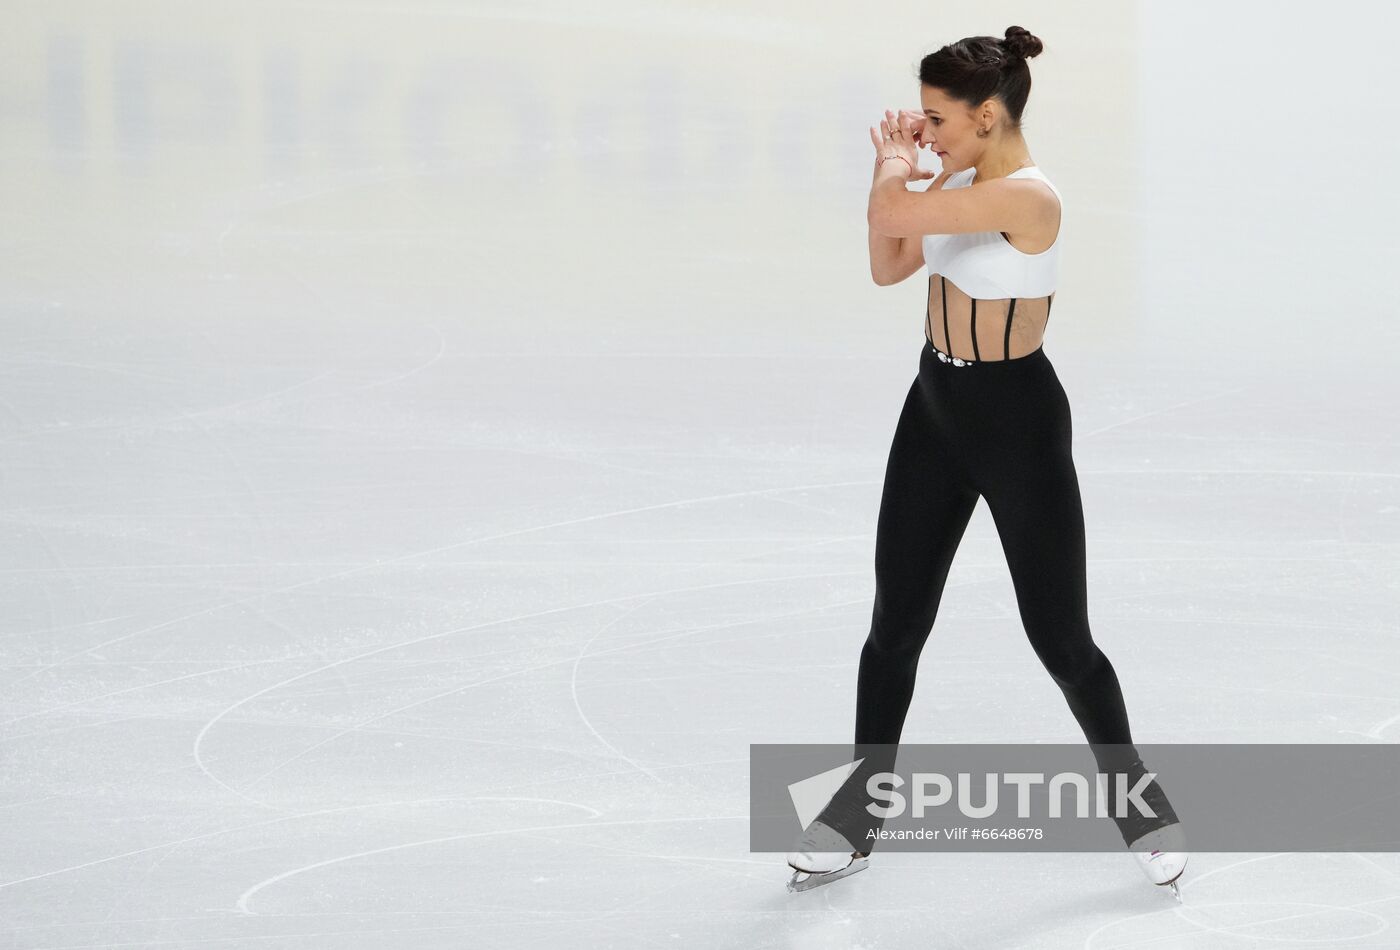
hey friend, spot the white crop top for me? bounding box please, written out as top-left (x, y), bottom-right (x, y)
top-left (921, 165), bottom-right (1062, 299)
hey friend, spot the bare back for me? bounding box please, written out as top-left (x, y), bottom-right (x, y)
top-left (923, 169), bottom-right (1059, 362)
top-left (926, 275), bottom-right (1054, 362)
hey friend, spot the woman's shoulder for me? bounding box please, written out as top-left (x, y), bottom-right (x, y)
top-left (1009, 165), bottom-right (1061, 193)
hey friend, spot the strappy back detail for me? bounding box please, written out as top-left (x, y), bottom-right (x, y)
top-left (920, 165), bottom-right (1062, 363)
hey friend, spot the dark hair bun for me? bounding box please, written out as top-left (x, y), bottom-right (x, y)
top-left (1002, 25), bottom-right (1043, 61)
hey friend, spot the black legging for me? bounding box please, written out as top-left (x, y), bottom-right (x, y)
top-left (814, 338), bottom-right (1176, 851)
top-left (856, 338), bottom-right (1130, 751)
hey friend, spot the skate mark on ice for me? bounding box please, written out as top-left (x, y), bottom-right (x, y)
top-left (194, 567), bottom-right (868, 804)
top-left (233, 813), bottom-right (745, 915)
top-left (1076, 387), bottom-right (1248, 441)
top-left (1342, 709), bottom-right (1400, 741)
top-left (570, 598), bottom-right (667, 783)
top-left (14, 475), bottom-right (875, 707)
top-left (227, 586), bottom-right (868, 794)
top-left (1085, 852), bottom-right (1391, 948)
top-left (0, 795), bottom-right (598, 895)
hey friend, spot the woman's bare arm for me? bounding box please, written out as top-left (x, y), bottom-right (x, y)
top-left (870, 169), bottom-right (952, 285)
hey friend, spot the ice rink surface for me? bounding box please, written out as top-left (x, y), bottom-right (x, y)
top-left (2, 1), bottom-right (1399, 947)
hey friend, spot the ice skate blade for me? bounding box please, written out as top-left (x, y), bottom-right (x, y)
top-left (785, 855), bottom-right (869, 893)
top-left (1159, 862), bottom-right (1186, 903)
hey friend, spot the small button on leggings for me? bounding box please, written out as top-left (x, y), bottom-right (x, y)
top-left (855, 339), bottom-right (1133, 753)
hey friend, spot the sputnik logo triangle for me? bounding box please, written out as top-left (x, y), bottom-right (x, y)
top-left (786, 757), bottom-right (864, 829)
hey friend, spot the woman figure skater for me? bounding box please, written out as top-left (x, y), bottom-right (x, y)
top-left (785, 26), bottom-right (1188, 900)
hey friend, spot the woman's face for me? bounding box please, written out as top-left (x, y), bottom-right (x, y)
top-left (917, 85), bottom-right (974, 167)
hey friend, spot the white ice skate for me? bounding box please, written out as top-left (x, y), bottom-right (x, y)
top-left (785, 818), bottom-right (870, 892)
top-left (1127, 822), bottom-right (1188, 902)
